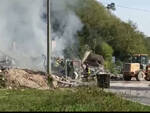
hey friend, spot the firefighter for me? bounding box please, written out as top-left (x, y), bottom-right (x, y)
top-left (59, 59), bottom-right (65, 75)
top-left (67, 61), bottom-right (74, 78)
top-left (60, 58), bottom-right (65, 67)
top-left (55, 57), bottom-right (61, 67)
top-left (88, 67), bottom-right (91, 76)
top-left (55, 60), bottom-right (59, 67)
top-left (85, 63), bottom-right (91, 77)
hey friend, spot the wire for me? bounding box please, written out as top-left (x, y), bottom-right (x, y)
top-left (116, 5), bottom-right (150, 13)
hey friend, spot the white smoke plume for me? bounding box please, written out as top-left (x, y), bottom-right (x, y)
top-left (0, 0), bottom-right (46, 71)
top-left (51, 0), bottom-right (83, 58)
top-left (0, 0), bottom-right (82, 71)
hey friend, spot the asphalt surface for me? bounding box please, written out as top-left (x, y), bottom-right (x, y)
top-left (107, 79), bottom-right (150, 106)
top-left (74, 77), bottom-right (150, 106)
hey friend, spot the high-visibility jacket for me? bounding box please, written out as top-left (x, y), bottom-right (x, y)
top-left (55, 60), bottom-right (60, 67)
top-left (88, 68), bottom-right (91, 75)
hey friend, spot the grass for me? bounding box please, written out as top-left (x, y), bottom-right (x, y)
top-left (0, 87), bottom-right (149, 112)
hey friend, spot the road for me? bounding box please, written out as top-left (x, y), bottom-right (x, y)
top-left (107, 79), bottom-right (150, 106)
top-left (77, 77), bottom-right (150, 106)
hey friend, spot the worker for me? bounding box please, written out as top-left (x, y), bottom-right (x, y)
top-left (59, 59), bottom-right (65, 75)
top-left (55, 60), bottom-right (59, 67)
top-left (60, 58), bottom-right (65, 67)
top-left (85, 63), bottom-right (91, 77)
top-left (55, 57), bottom-right (60, 67)
top-left (70, 61), bottom-right (75, 79)
top-left (88, 67), bottom-right (91, 76)
top-left (67, 61), bottom-right (75, 78)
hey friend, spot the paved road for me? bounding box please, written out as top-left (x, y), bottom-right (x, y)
top-left (78, 78), bottom-right (150, 105)
top-left (107, 80), bottom-right (150, 106)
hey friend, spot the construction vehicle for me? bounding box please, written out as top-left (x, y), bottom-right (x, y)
top-left (123, 54), bottom-right (150, 81)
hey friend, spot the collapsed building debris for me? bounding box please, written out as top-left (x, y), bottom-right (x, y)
top-left (49, 51), bottom-right (108, 88)
top-left (110, 74), bottom-right (124, 81)
top-left (81, 51), bottom-right (106, 79)
top-left (82, 51), bottom-right (105, 67)
top-left (0, 51), bottom-right (16, 70)
top-left (0, 68), bottom-right (50, 90)
top-left (0, 49), bottom-right (123, 90)
top-left (81, 51), bottom-right (124, 81)
top-left (51, 74), bottom-right (82, 88)
top-left (52, 51), bottom-right (106, 79)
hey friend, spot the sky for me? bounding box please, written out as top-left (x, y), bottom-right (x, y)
top-left (98, 0), bottom-right (150, 37)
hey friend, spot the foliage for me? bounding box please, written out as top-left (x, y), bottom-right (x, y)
top-left (59, 0), bottom-right (150, 72)
top-left (75, 0), bottom-right (149, 62)
top-left (0, 87), bottom-right (149, 111)
top-left (144, 37), bottom-right (150, 55)
top-left (98, 42), bottom-right (113, 61)
top-left (104, 61), bottom-right (115, 73)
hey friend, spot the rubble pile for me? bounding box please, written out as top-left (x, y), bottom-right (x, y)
top-left (3, 69), bottom-right (50, 90)
top-left (82, 51), bottom-right (104, 67)
top-left (110, 74), bottom-right (124, 81)
top-left (0, 50), bottom-right (124, 90)
top-left (0, 68), bottom-right (83, 89)
top-left (49, 51), bottom-right (111, 88)
top-left (51, 74), bottom-right (82, 88)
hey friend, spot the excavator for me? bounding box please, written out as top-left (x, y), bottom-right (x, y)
top-left (123, 54), bottom-right (150, 81)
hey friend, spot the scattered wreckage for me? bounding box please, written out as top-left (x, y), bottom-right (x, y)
top-left (0, 55), bottom-right (16, 70)
top-left (0, 52), bottom-right (51, 90)
top-left (0, 50), bottom-right (122, 89)
top-left (51, 51), bottom-right (110, 88)
top-left (51, 51), bottom-right (124, 88)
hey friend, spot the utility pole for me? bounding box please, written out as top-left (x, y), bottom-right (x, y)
top-left (47, 0), bottom-right (52, 75)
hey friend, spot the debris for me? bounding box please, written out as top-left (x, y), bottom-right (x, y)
top-left (110, 74), bottom-right (124, 81)
top-left (51, 74), bottom-right (82, 88)
top-left (81, 51), bottom-right (107, 81)
top-left (52, 80), bottom-right (58, 88)
top-left (82, 51), bottom-right (104, 67)
top-left (0, 51), bottom-right (110, 89)
top-left (4, 69), bottom-right (50, 90)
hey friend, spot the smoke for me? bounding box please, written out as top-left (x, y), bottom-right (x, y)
top-left (51, 0), bottom-right (83, 58)
top-left (0, 0), bottom-right (82, 71)
top-left (0, 0), bottom-right (46, 70)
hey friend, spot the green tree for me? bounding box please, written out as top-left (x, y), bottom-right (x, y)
top-left (76, 0), bottom-right (149, 61)
top-left (96, 42), bottom-right (113, 61)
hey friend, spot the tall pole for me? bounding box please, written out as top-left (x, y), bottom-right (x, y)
top-left (47, 0), bottom-right (52, 74)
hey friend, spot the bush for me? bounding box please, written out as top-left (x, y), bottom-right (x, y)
top-left (104, 61), bottom-right (114, 73)
top-left (99, 42), bottom-right (113, 61)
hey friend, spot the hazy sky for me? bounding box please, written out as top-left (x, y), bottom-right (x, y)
top-left (98, 0), bottom-right (150, 37)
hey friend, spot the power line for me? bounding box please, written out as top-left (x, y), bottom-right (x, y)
top-left (116, 5), bottom-right (150, 13)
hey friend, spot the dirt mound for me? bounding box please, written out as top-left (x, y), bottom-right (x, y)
top-left (3, 69), bottom-right (50, 90)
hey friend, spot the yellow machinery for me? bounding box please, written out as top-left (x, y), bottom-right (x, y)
top-left (123, 54), bottom-right (149, 81)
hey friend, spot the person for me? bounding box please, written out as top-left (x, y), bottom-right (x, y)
top-left (67, 61), bottom-right (75, 79)
top-left (88, 67), bottom-right (91, 76)
top-left (60, 58), bottom-right (65, 67)
top-left (70, 61), bottom-right (75, 79)
top-left (55, 57), bottom-right (60, 67)
top-left (59, 59), bottom-right (65, 76)
top-left (85, 63), bottom-right (91, 77)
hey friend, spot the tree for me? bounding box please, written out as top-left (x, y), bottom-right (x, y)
top-left (75, 0), bottom-right (149, 62)
top-left (99, 42), bottom-right (113, 61)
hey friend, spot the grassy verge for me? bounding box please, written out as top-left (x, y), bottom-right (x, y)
top-left (0, 87), bottom-right (149, 112)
